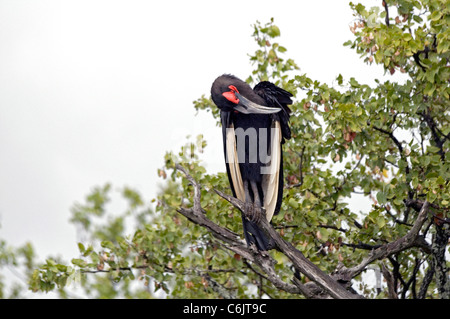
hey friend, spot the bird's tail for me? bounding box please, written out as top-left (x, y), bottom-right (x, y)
top-left (241, 213), bottom-right (275, 251)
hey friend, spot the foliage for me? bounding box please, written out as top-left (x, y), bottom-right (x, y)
top-left (22, 0), bottom-right (450, 299)
top-left (0, 238), bottom-right (36, 298)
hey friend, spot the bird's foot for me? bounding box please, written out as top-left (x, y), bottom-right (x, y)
top-left (243, 202), bottom-right (254, 222)
top-left (244, 203), bottom-right (263, 224)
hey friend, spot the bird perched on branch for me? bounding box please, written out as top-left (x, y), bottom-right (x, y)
top-left (211, 74), bottom-right (292, 250)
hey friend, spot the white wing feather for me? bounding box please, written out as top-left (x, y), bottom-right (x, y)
top-left (262, 120), bottom-right (281, 221)
top-left (226, 123), bottom-right (246, 202)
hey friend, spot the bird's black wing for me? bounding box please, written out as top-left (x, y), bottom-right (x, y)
top-left (253, 81), bottom-right (293, 142)
top-left (253, 81), bottom-right (293, 217)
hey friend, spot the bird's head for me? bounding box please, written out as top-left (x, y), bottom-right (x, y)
top-left (211, 74), bottom-right (281, 114)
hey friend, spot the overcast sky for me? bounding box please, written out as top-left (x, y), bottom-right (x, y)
top-left (0, 0), bottom-right (404, 289)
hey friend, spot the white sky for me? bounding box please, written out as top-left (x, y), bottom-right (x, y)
top-left (0, 0), bottom-right (403, 284)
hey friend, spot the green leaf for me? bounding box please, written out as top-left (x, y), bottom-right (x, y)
top-left (71, 258), bottom-right (87, 268)
top-left (376, 191), bottom-right (387, 204)
top-left (78, 243), bottom-right (85, 253)
top-left (430, 11), bottom-right (442, 21)
top-left (349, 77), bottom-right (360, 88)
top-left (288, 198), bottom-right (299, 209)
top-left (268, 25), bottom-right (281, 37)
top-left (402, 33), bottom-right (412, 42)
top-left (377, 216), bottom-right (386, 228)
top-left (101, 240), bottom-right (115, 250)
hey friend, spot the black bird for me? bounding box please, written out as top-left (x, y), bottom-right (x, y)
top-left (211, 74), bottom-right (292, 250)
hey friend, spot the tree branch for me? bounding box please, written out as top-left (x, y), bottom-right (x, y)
top-left (175, 163), bottom-right (202, 213)
top-left (381, 263), bottom-right (398, 298)
top-left (340, 201), bottom-right (430, 279)
top-left (174, 164), bottom-right (310, 297)
top-left (297, 146), bottom-right (306, 186)
top-left (418, 259), bottom-right (435, 299)
top-left (432, 223), bottom-right (450, 298)
top-left (419, 110), bottom-right (446, 161)
top-left (382, 0), bottom-right (390, 27)
top-left (372, 126), bottom-right (413, 204)
top-left (173, 163), bottom-right (437, 299)
top-left (174, 163), bottom-right (361, 299)
top-left (412, 34), bottom-right (437, 72)
top-left (214, 189), bottom-right (360, 299)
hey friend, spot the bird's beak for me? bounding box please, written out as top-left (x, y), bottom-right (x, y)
top-left (234, 92), bottom-right (281, 114)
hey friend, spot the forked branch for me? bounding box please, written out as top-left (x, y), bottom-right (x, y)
top-left (175, 163), bottom-right (360, 299)
top-left (175, 163), bottom-right (433, 299)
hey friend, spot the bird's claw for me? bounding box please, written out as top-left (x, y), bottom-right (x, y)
top-left (244, 203), bottom-right (263, 224)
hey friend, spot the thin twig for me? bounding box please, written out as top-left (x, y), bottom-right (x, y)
top-left (382, 0), bottom-right (390, 27)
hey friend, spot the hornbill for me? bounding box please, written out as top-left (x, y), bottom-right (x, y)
top-left (211, 74), bottom-right (292, 250)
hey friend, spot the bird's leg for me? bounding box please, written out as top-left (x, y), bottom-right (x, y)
top-left (242, 180), bottom-right (265, 223)
top-left (243, 180), bottom-right (251, 203)
top-left (249, 181), bottom-right (264, 224)
top-left (243, 180), bottom-right (255, 219)
top-left (250, 181), bottom-right (262, 207)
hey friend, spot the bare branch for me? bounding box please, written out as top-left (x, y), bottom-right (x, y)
top-left (175, 163), bottom-right (202, 214)
top-left (175, 163), bottom-right (361, 299)
top-left (382, 0), bottom-right (390, 27)
top-left (432, 223), bottom-right (450, 298)
top-left (381, 263), bottom-right (398, 298)
top-left (214, 187), bottom-right (360, 299)
top-left (419, 110), bottom-right (446, 162)
top-left (341, 201), bottom-right (430, 279)
top-left (175, 164), bottom-right (308, 297)
top-left (297, 146), bottom-right (306, 187)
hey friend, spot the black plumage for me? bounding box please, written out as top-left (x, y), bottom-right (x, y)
top-left (211, 74), bottom-right (292, 250)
